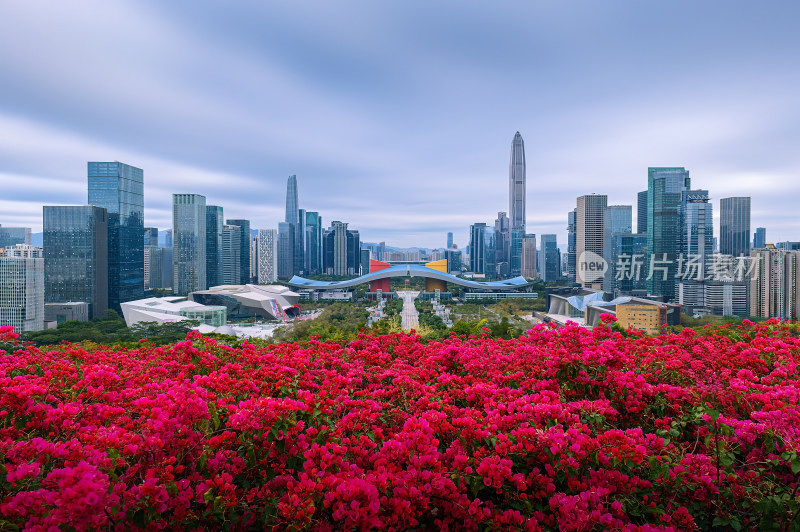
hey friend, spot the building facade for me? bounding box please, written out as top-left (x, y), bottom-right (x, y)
top-left (43, 205), bottom-right (108, 319)
top-left (647, 167), bottom-right (691, 301)
top-left (469, 223), bottom-right (487, 274)
top-left (521, 234), bottom-right (538, 279)
top-left (676, 190), bottom-right (713, 314)
top-left (566, 208), bottom-right (577, 285)
top-left (0, 245), bottom-right (44, 332)
top-left (576, 194), bottom-right (607, 288)
top-left (509, 132), bottom-right (526, 277)
top-left (754, 227), bottom-right (767, 250)
top-left (637, 190), bottom-right (648, 235)
top-left (0, 225), bottom-right (32, 248)
top-left (603, 205), bottom-right (633, 292)
top-left (539, 234), bottom-right (561, 282)
top-left (277, 222), bottom-right (295, 280)
top-left (222, 224), bottom-right (242, 285)
top-left (305, 211), bottom-right (323, 275)
top-left (720, 197), bottom-right (751, 258)
top-left (206, 206), bottom-right (224, 288)
top-left (226, 219), bottom-right (251, 284)
top-left (172, 194), bottom-right (206, 296)
top-left (750, 247), bottom-right (800, 320)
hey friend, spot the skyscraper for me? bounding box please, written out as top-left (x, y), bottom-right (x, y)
top-left (222, 224), bottom-right (242, 285)
top-left (494, 212), bottom-right (510, 278)
top-left (539, 234), bottom-right (562, 282)
top-left (468, 223), bottom-right (487, 274)
top-left (88, 161), bottom-right (144, 310)
top-left (521, 234), bottom-right (537, 279)
top-left (225, 219), bottom-right (251, 284)
top-left (750, 247), bottom-right (800, 320)
top-left (647, 167), bottom-right (691, 301)
top-left (277, 222), bottom-right (295, 280)
top-left (172, 194), bottom-right (206, 296)
top-left (144, 227), bottom-right (159, 248)
top-left (677, 190), bottom-right (713, 313)
top-left (258, 229), bottom-right (278, 283)
top-left (576, 194), bottom-right (607, 288)
top-left (566, 209), bottom-right (577, 284)
top-left (603, 205), bottom-right (632, 292)
top-left (43, 206), bottom-right (108, 319)
top-left (285, 175), bottom-right (301, 277)
top-left (754, 227), bottom-right (767, 249)
top-left (0, 245), bottom-right (44, 332)
top-left (509, 132), bottom-right (526, 276)
top-left (305, 212), bottom-right (323, 275)
top-left (0, 225), bottom-right (32, 248)
top-left (331, 221), bottom-right (350, 276)
top-left (637, 190), bottom-right (648, 235)
top-left (206, 206), bottom-right (224, 288)
top-left (720, 197), bottom-right (751, 258)
top-left (447, 232), bottom-right (454, 249)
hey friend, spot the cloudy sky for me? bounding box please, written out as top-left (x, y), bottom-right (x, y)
top-left (1, 1), bottom-right (798, 248)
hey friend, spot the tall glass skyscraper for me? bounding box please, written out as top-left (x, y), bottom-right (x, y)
top-left (494, 212), bottom-right (510, 278)
top-left (754, 227), bottom-right (767, 249)
top-left (305, 211), bottom-right (323, 275)
top-left (647, 167), bottom-right (691, 301)
top-left (539, 234), bottom-right (561, 282)
top-left (43, 206), bottom-right (108, 318)
top-left (277, 222), bottom-right (295, 280)
top-left (88, 161), bottom-right (144, 310)
top-left (225, 219), bottom-right (251, 284)
top-left (576, 194), bottom-right (607, 288)
top-left (172, 194), bottom-right (206, 296)
top-left (566, 209), bottom-right (577, 284)
top-left (509, 132), bottom-right (526, 276)
top-left (637, 190), bottom-right (648, 234)
top-left (720, 197), bottom-right (751, 257)
top-left (284, 175), bottom-right (302, 277)
top-left (677, 190), bottom-right (713, 312)
top-left (206, 206), bottom-right (224, 288)
top-left (222, 224), bottom-right (242, 285)
top-left (602, 205), bottom-right (632, 292)
top-left (469, 223), bottom-right (487, 274)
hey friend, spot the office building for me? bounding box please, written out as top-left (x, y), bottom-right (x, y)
top-left (484, 226), bottom-right (497, 278)
top-left (607, 233), bottom-right (648, 297)
top-left (750, 247), bottom-right (800, 320)
top-left (164, 229), bottom-right (173, 249)
top-left (566, 209), bottom-right (577, 284)
top-left (172, 194), bottom-right (206, 296)
top-left (144, 227), bottom-right (158, 248)
top-left (305, 212), bottom-right (323, 274)
top-left (509, 132), bottom-right (526, 276)
top-left (521, 234), bottom-right (537, 279)
top-left (225, 219), bottom-right (251, 284)
top-left (277, 222), bottom-right (295, 280)
top-left (284, 175), bottom-right (302, 277)
top-left (720, 197), bottom-right (751, 258)
top-left (258, 229), bottom-right (278, 284)
top-left (321, 221), bottom-right (360, 276)
top-left (447, 232), bottom-right (454, 249)
top-left (754, 227), bottom-right (767, 250)
top-left (603, 205), bottom-right (633, 292)
top-left (576, 194), bottom-right (607, 288)
top-left (469, 223), bottom-right (487, 274)
top-left (222, 224), bottom-right (242, 285)
top-left (0, 225), bottom-right (32, 248)
top-left (43, 206), bottom-right (108, 318)
top-left (539, 234), bottom-right (561, 282)
top-left (676, 190), bottom-right (713, 313)
top-left (88, 161), bottom-right (144, 309)
top-left (250, 234), bottom-right (259, 281)
top-left (0, 245), bottom-right (44, 332)
top-left (637, 190), bottom-right (648, 234)
top-left (647, 167), bottom-right (691, 301)
top-left (206, 206), bottom-right (224, 288)
top-left (494, 212), bottom-right (510, 278)
top-left (146, 246), bottom-right (172, 290)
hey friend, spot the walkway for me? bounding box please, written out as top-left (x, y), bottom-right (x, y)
top-left (397, 291), bottom-right (420, 330)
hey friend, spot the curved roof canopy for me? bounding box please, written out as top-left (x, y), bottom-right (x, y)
top-left (288, 264), bottom-right (533, 291)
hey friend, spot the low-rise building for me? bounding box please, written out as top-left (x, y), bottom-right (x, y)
top-left (121, 297), bottom-right (226, 327)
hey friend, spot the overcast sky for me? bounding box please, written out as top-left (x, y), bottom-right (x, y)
top-left (1, 1), bottom-right (798, 249)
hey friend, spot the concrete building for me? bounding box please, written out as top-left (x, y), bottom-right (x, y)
top-left (0, 244), bottom-right (44, 332)
top-left (258, 229), bottom-right (278, 284)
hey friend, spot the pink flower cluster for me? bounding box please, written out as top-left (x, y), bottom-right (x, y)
top-left (1, 319), bottom-right (800, 530)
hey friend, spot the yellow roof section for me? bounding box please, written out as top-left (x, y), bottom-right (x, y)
top-left (425, 259), bottom-right (448, 273)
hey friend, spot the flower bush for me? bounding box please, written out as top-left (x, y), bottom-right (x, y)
top-left (1, 319), bottom-right (800, 530)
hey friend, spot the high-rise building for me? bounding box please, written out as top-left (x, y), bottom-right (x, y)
top-left (88, 161), bottom-right (144, 309)
top-left (222, 224), bottom-right (241, 285)
top-left (521, 234), bottom-right (537, 279)
top-left (509, 132), bottom-right (526, 277)
top-left (284, 175), bottom-right (301, 277)
top-left (258, 229), bottom-right (278, 283)
top-left (750, 247), bottom-right (800, 320)
top-left (277, 223), bottom-right (295, 280)
top-left (43, 206), bottom-right (108, 319)
top-left (720, 197), bottom-right (751, 258)
top-left (205, 206), bottom-right (224, 288)
top-left (637, 191), bottom-right (648, 235)
top-left (447, 232), bottom-right (454, 249)
top-left (576, 194), bottom-right (607, 288)
top-left (754, 227), bottom-right (767, 250)
top-left (146, 247), bottom-right (172, 290)
top-left (647, 167), bottom-right (691, 301)
top-left (329, 221), bottom-right (350, 276)
top-left (164, 229), bottom-right (173, 249)
top-left (250, 234), bottom-right (259, 281)
top-left (607, 233), bottom-right (648, 297)
top-left (494, 212), bottom-right (510, 278)
top-left (225, 220), bottom-right (251, 284)
top-left (603, 205), bottom-right (633, 292)
top-left (676, 190), bottom-right (713, 313)
top-left (144, 227), bottom-right (159, 248)
top-left (0, 225), bottom-right (32, 248)
top-left (296, 208), bottom-right (306, 275)
top-left (172, 194), bottom-right (206, 296)
top-left (566, 209), bottom-right (577, 284)
top-left (484, 226), bottom-right (497, 278)
top-left (539, 234), bottom-right (562, 282)
top-left (305, 212), bottom-right (323, 274)
top-left (347, 229), bottom-right (361, 276)
top-left (0, 245), bottom-right (44, 332)
top-left (469, 223), bottom-right (487, 274)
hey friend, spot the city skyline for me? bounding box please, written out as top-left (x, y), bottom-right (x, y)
top-left (1, 2), bottom-right (799, 248)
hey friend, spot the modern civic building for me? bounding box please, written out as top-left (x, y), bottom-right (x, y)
top-left (121, 297), bottom-right (226, 327)
top-left (508, 132), bottom-right (526, 277)
top-left (189, 284), bottom-right (301, 322)
top-left (0, 244), bottom-right (45, 332)
top-left (43, 205), bottom-right (109, 319)
top-left (206, 206), bottom-right (224, 288)
top-left (576, 194), bottom-right (607, 288)
top-left (88, 161), bottom-right (144, 310)
top-left (258, 229), bottom-right (278, 283)
top-left (720, 197), bottom-right (751, 258)
top-left (647, 167), bottom-right (691, 302)
top-left (226, 219), bottom-right (251, 284)
top-left (172, 194), bottom-right (206, 296)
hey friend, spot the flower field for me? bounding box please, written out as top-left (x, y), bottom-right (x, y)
top-left (1, 319), bottom-right (800, 530)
